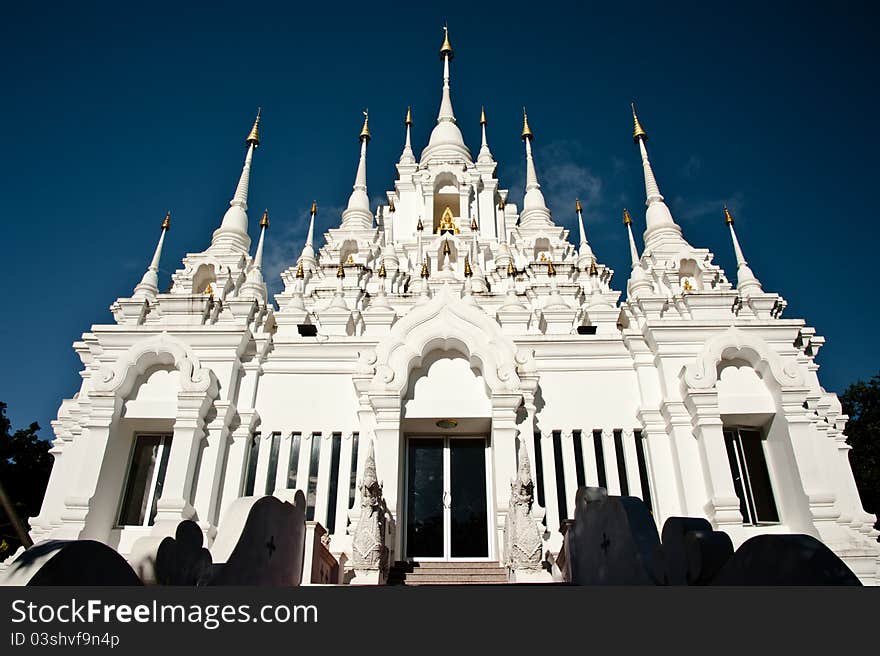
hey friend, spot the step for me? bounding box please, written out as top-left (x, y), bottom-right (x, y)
top-left (402, 571), bottom-right (508, 580)
top-left (392, 561), bottom-right (504, 570)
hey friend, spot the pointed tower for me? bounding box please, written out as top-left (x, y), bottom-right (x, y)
top-left (298, 201), bottom-right (319, 272)
top-left (420, 26), bottom-right (472, 163)
top-left (624, 208), bottom-right (653, 299)
top-left (724, 206), bottom-right (763, 295)
top-left (477, 106), bottom-right (494, 164)
top-left (241, 209), bottom-right (269, 301)
top-left (399, 106), bottom-right (416, 165)
top-left (133, 211), bottom-right (171, 300)
top-left (211, 110), bottom-right (260, 253)
top-left (519, 108), bottom-right (553, 228)
top-left (630, 103), bottom-right (688, 253)
top-left (575, 198), bottom-right (594, 268)
top-left (341, 111), bottom-right (374, 230)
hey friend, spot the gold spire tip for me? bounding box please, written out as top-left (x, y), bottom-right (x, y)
top-left (589, 259), bottom-right (598, 276)
top-left (405, 106), bottom-right (412, 126)
top-left (575, 198), bottom-right (583, 214)
top-left (507, 261), bottom-right (515, 277)
top-left (359, 109), bottom-right (371, 142)
top-left (246, 108), bottom-right (261, 146)
top-left (623, 208), bottom-right (633, 225)
top-left (161, 211), bottom-right (171, 230)
top-left (421, 260), bottom-right (430, 278)
top-left (470, 216), bottom-right (478, 231)
top-left (498, 198), bottom-right (506, 210)
top-left (310, 200), bottom-right (318, 216)
top-left (440, 24), bottom-right (454, 59)
top-left (336, 263), bottom-right (345, 278)
top-left (724, 206), bottom-right (734, 225)
top-left (547, 260), bottom-right (557, 276)
top-left (521, 107), bottom-right (534, 141)
top-left (296, 261), bottom-right (304, 278)
top-left (631, 102), bottom-right (647, 143)
top-left (260, 208), bottom-right (269, 228)
top-left (417, 217), bottom-right (424, 231)
top-left (378, 259), bottom-right (387, 278)
top-left (442, 239), bottom-right (451, 255)
top-left (464, 255), bottom-right (473, 277)
top-left (480, 106), bottom-right (487, 126)
top-left (389, 198), bottom-right (396, 213)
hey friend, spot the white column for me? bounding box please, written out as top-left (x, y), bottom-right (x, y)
top-left (600, 428), bottom-right (621, 495)
top-left (559, 430), bottom-right (578, 519)
top-left (581, 429), bottom-right (600, 488)
top-left (491, 394), bottom-right (522, 561)
top-left (192, 401), bottom-right (235, 526)
top-left (333, 432), bottom-right (355, 537)
top-left (314, 431), bottom-right (335, 527)
top-left (621, 428), bottom-right (643, 499)
top-left (216, 411), bottom-right (259, 524)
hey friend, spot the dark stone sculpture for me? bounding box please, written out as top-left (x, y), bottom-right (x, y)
top-left (155, 520), bottom-right (212, 586)
top-left (8, 540), bottom-right (142, 586)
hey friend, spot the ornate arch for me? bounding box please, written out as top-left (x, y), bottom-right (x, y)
top-left (362, 286), bottom-right (536, 398)
top-left (682, 326), bottom-right (803, 392)
top-left (95, 332), bottom-right (218, 399)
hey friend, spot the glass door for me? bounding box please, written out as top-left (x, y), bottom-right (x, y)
top-left (405, 437), bottom-right (489, 560)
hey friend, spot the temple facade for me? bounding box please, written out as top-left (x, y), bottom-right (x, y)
top-left (24, 29), bottom-right (879, 583)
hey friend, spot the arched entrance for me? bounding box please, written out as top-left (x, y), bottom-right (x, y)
top-left (351, 286), bottom-right (539, 564)
top-left (401, 352), bottom-right (493, 560)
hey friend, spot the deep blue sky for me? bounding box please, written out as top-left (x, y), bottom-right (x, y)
top-left (2, 1), bottom-right (878, 433)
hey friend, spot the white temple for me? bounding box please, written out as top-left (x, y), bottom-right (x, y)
top-left (23, 29), bottom-right (880, 584)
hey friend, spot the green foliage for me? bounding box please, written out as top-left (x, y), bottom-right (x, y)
top-left (840, 374), bottom-right (880, 528)
top-left (0, 402), bottom-right (52, 559)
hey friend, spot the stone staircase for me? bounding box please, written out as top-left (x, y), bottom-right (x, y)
top-left (388, 561), bottom-right (509, 585)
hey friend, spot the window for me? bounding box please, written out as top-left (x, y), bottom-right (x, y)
top-left (243, 433), bottom-right (260, 496)
top-left (287, 432), bottom-right (302, 489)
top-left (119, 434), bottom-right (172, 527)
top-left (264, 432), bottom-right (281, 495)
top-left (305, 432), bottom-right (322, 521)
top-left (723, 427), bottom-right (779, 525)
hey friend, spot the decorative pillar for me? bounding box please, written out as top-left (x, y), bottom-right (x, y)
top-left (490, 393), bottom-right (521, 562)
top-left (192, 400), bottom-right (236, 530)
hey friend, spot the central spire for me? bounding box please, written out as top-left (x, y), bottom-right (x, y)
top-left (211, 110), bottom-right (260, 253)
top-left (519, 108), bottom-right (552, 228)
top-left (341, 111), bottom-right (373, 230)
top-left (421, 26), bottom-right (471, 163)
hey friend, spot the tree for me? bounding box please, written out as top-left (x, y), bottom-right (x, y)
top-left (0, 402), bottom-right (52, 560)
top-left (840, 374), bottom-right (880, 532)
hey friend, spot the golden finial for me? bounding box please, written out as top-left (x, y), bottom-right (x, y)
top-left (203, 282), bottom-right (213, 296)
top-left (683, 279), bottom-right (694, 292)
top-left (589, 259), bottom-right (598, 276)
top-left (389, 199), bottom-right (396, 213)
top-left (417, 217), bottom-right (424, 231)
top-left (480, 106), bottom-right (487, 126)
top-left (470, 216), bottom-right (478, 231)
top-left (246, 107), bottom-right (261, 146)
top-left (359, 109), bottom-right (371, 142)
top-left (296, 261), bottom-right (304, 279)
top-left (346, 254), bottom-right (355, 265)
top-left (259, 208), bottom-right (269, 229)
top-left (336, 263), bottom-right (346, 279)
top-left (464, 255), bottom-right (473, 277)
top-left (507, 261), bottom-right (515, 277)
top-left (575, 198), bottom-right (583, 214)
top-left (547, 261), bottom-right (557, 276)
top-left (378, 259), bottom-right (387, 278)
top-left (161, 211), bottom-right (171, 231)
top-left (405, 106), bottom-right (412, 126)
top-left (539, 252), bottom-right (547, 262)
top-left (623, 208), bottom-right (633, 225)
top-left (521, 107), bottom-right (534, 141)
top-left (631, 102), bottom-right (647, 143)
top-left (723, 206), bottom-right (735, 225)
top-left (498, 198), bottom-right (506, 210)
top-left (421, 260), bottom-right (430, 278)
top-left (439, 24), bottom-right (454, 60)
top-left (442, 239), bottom-right (451, 255)
top-left (310, 200), bottom-right (318, 216)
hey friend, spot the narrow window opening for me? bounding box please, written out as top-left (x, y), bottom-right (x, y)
top-left (119, 433), bottom-right (173, 527)
top-left (613, 429), bottom-right (629, 495)
top-left (286, 432), bottom-right (302, 489)
top-left (593, 429), bottom-right (607, 489)
top-left (348, 432), bottom-right (360, 509)
top-left (634, 429), bottom-right (654, 513)
top-left (243, 432), bottom-right (260, 496)
top-left (533, 431), bottom-right (545, 508)
top-left (552, 430), bottom-right (567, 522)
top-left (305, 432), bottom-right (322, 521)
top-left (572, 429), bottom-right (586, 488)
top-left (264, 432), bottom-right (281, 495)
top-left (325, 432), bottom-right (343, 533)
top-left (723, 427), bottom-right (779, 525)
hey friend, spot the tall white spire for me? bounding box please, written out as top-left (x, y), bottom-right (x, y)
top-left (624, 208), bottom-right (652, 299)
top-left (421, 26), bottom-right (471, 163)
top-left (241, 209), bottom-right (269, 301)
top-left (211, 109), bottom-right (260, 252)
top-left (477, 106), bottom-right (494, 163)
top-left (133, 211), bottom-right (170, 300)
top-left (520, 109), bottom-right (552, 227)
top-left (630, 103), bottom-right (685, 251)
top-left (341, 111), bottom-right (373, 230)
top-left (724, 207), bottom-right (763, 295)
top-left (399, 106), bottom-right (415, 164)
top-left (575, 198), bottom-right (594, 266)
top-left (298, 201), bottom-right (318, 271)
